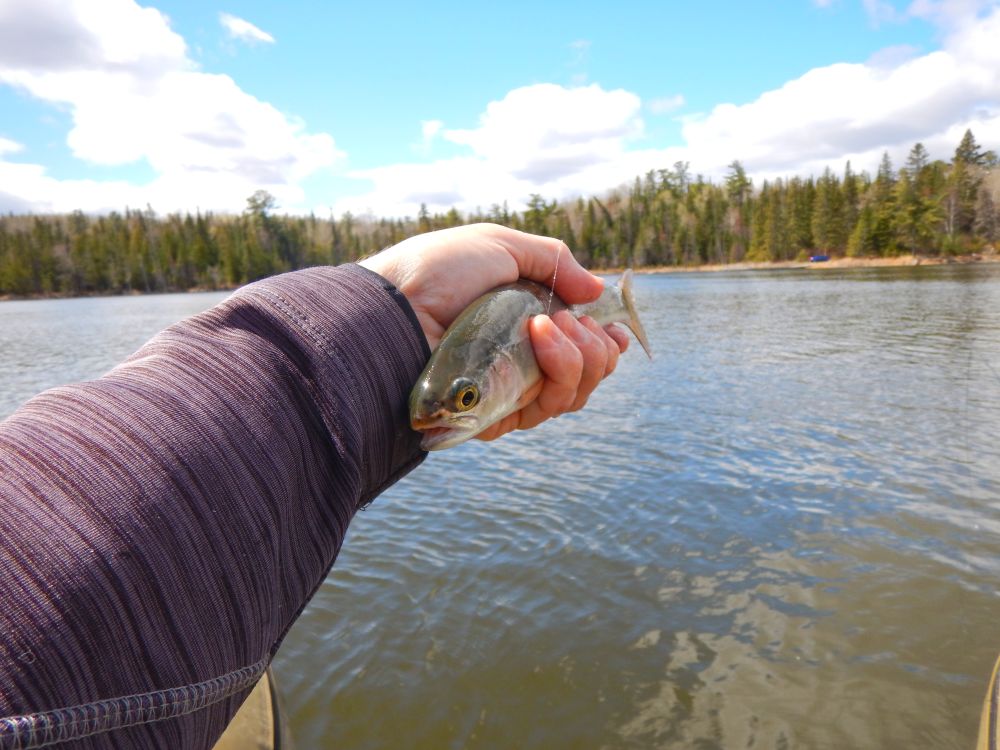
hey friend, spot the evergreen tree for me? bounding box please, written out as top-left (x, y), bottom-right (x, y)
top-left (870, 152), bottom-right (898, 254)
top-left (3, 138), bottom-right (1000, 296)
top-left (417, 203), bottom-right (432, 234)
top-left (949, 129), bottom-right (987, 238)
top-left (787, 177), bottom-right (815, 256)
top-left (725, 161), bottom-right (751, 261)
top-left (894, 154), bottom-right (940, 255)
top-left (847, 205), bottom-right (877, 257)
top-left (906, 142), bottom-right (930, 173)
top-left (842, 161), bottom-right (860, 242)
top-left (812, 167), bottom-right (845, 253)
top-left (747, 182), bottom-right (772, 262)
top-left (524, 194), bottom-right (551, 235)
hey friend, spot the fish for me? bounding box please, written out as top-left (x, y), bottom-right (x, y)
top-left (409, 269), bottom-right (651, 451)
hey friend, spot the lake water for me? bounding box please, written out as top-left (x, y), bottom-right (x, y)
top-left (2, 265), bottom-right (999, 748)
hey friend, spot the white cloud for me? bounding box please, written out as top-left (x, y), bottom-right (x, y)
top-left (3, 0), bottom-right (1000, 219)
top-left (334, 83), bottom-right (647, 218)
top-left (0, 158), bottom-right (256, 215)
top-left (411, 119), bottom-right (445, 158)
top-left (865, 44), bottom-right (921, 68)
top-left (219, 12), bottom-right (275, 45)
top-left (444, 84), bottom-right (642, 179)
top-left (0, 137), bottom-right (23, 157)
top-left (0, 0), bottom-right (187, 74)
top-left (0, 0), bottom-right (337, 213)
top-left (422, 120), bottom-right (443, 141)
top-left (907, 0), bottom-right (996, 27)
top-left (421, 119), bottom-right (443, 148)
top-left (648, 94), bottom-right (685, 115)
top-left (336, 1), bottom-right (1000, 218)
top-left (677, 2), bottom-right (1000, 182)
top-left (862, 0), bottom-right (906, 25)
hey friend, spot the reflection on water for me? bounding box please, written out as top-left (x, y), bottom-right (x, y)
top-left (2, 266), bottom-right (999, 748)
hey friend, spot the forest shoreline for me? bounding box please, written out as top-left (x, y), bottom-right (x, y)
top-left (620, 250), bottom-right (1000, 276)
top-left (3, 252), bottom-right (998, 302)
top-left (0, 284), bottom-right (241, 302)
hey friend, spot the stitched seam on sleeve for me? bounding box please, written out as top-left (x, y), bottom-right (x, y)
top-left (0, 657), bottom-right (268, 749)
top-left (253, 287), bottom-right (362, 418)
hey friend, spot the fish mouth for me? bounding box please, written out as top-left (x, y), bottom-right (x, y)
top-left (418, 427), bottom-right (467, 451)
top-left (411, 415), bottom-right (478, 451)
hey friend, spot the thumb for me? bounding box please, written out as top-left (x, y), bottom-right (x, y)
top-left (497, 226), bottom-right (604, 305)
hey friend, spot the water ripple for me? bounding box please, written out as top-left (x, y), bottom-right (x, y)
top-left (3, 268), bottom-right (1000, 748)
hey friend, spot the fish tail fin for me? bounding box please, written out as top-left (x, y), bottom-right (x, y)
top-left (620, 269), bottom-right (652, 359)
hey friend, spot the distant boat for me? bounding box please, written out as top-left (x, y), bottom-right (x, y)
top-left (809, 255), bottom-right (830, 263)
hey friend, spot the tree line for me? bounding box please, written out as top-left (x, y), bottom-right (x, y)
top-left (1, 130), bottom-right (997, 297)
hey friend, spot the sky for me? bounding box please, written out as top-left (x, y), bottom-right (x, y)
top-left (0, 0), bottom-right (999, 219)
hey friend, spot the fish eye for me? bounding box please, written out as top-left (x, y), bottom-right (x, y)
top-left (452, 380), bottom-right (480, 412)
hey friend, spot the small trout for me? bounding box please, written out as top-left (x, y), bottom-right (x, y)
top-left (409, 270), bottom-right (651, 450)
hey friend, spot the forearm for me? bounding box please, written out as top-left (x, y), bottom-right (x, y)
top-left (0, 264), bottom-right (428, 748)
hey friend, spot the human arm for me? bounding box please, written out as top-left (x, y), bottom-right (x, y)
top-left (0, 265), bottom-right (428, 749)
top-left (0, 224), bottom-right (625, 749)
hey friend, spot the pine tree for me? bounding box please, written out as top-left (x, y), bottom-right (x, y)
top-left (894, 146), bottom-right (941, 255)
top-left (848, 204), bottom-right (877, 257)
top-left (725, 161), bottom-right (751, 260)
top-left (787, 177), bottom-right (815, 256)
top-left (417, 204), bottom-right (431, 234)
top-left (524, 194), bottom-right (550, 235)
top-left (578, 198), bottom-right (598, 266)
top-left (747, 182), bottom-right (772, 261)
top-left (870, 152), bottom-right (898, 255)
top-left (840, 162), bottom-right (860, 251)
top-left (4, 137), bottom-right (1000, 297)
top-left (812, 167), bottom-right (845, 253)
top-left (906, 142), bottom-right (930, 173)
top-left (950, 130), bottom-right (987, 238)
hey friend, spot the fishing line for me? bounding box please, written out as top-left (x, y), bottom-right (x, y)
top-left (546, 242), bottom-right (562, 316)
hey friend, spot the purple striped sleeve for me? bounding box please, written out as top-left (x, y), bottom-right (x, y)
top-left (0, 264), bottom-right (430, 749)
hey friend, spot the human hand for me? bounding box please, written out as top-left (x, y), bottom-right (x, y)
top-left (359, 223), bottom-right (629, 442)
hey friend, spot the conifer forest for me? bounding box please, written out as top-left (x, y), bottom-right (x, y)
top-left (1, 131), bottom-right (997, 297)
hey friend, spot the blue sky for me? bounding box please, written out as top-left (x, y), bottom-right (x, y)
top-left (1, 0), bottom-right (998, 217)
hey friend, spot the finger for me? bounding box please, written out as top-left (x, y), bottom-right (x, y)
top-left (474, 412), bottom-right (522, 442)
top-left (493, 225), bottom-right (604, 305)
top-left (604, 323), bottom-right (630, 354)
top-left (579, 317), bottom-right (620, 379)
top-left (474, 377), bottom-right (544, 442)
top-left (560, 315), bottom-right (608, 412)
top-left (513, 377), bottom-right (545, 412)
top-left (473, 376), bottom-right (543, 441)
top-left (471, 319), bottom-right (611, 441)
top-left (516, 313), bottom-right (584, 430)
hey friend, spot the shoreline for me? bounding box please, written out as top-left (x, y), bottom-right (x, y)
top-left (622, 252), bottom-right (1000, 275)
top-left (3, 253), bottom-right (998, 301)
top-left (0, 285), bottom-right (239, 303)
